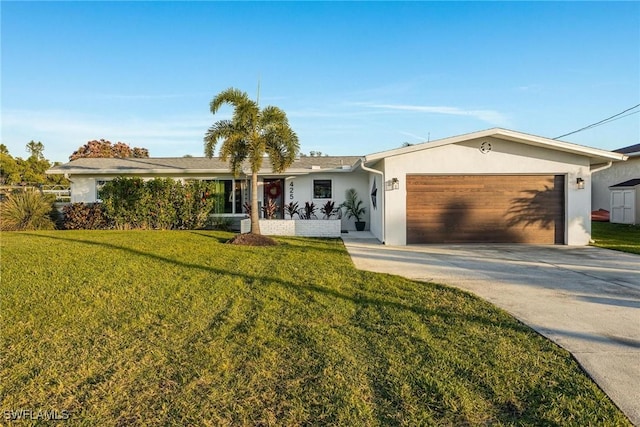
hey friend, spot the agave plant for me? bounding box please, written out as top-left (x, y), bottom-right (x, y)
top-left (0, 190), bottom-right (55, 231)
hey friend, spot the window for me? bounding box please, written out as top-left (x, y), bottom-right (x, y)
top-left (95, 180), bottom-right (109, 202)
top-left (203, 179), bottom-right (245, 214)
top-left (313, 179), bottom-right (332, 199)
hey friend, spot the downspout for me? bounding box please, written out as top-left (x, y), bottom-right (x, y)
top-left (590, 161), bottom-right (613, 174)
top-left (358, 158), bottom-right (385, 244)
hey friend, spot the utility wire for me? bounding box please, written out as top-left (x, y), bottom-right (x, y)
top-left (553, 103), bottom-right (640, 139)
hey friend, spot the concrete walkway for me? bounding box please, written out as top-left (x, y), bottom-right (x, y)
top-left (341, 233), bottom-right (640, 425)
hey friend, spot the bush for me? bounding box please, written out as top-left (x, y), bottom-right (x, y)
top-left (0, 190), bottom-right (55, 231)
top-left (98, 177), bottom-right (218, 230)
top-left (62, 203), bottom-right (108, 230)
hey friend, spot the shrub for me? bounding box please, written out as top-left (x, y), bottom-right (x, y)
top-left (62, 203), bottom-right (108, 230)
top-left (320, 200), bottom-right (338, 219)
top-left (176, 180), bottom-right (218, 229)
top-left (99, 177), bottom-right (148, 229)
top-left (98, 177), bottom-right (218, 230)
top-left (262, 199), bottom-right (278, 219)
top-left (300, 201), bottom-right (317, 220)
top-left (0, 190), bottom-right (55, 231)
top-left (285, 202), bottom-right (300, 219)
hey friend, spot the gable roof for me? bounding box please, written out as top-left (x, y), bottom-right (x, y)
top-left (363, 128), bottom-right (628, 165)
top-left (47, 156), bottom-right (361, 176)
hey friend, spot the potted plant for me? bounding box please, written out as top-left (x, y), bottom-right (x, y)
top-left (341, 188), bottom-right (366, 231)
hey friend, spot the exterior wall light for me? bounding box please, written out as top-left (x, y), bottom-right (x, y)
top-left (576, 177), bottom-right (585, 190)
top-left (391, 177), bottom-right (400, 190)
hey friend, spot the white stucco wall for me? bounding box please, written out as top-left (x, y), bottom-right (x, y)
top-left (367, 173), bottom-right (384, 242)
top-left (377, 136), bottom-right (593, 246)
top-left (592, 157), bottom-right (640, 211)
top-left (282, 172), bottom-right (369, 231)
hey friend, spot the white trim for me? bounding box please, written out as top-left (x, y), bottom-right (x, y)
top-left (364, 128), bottom-right (628, 164)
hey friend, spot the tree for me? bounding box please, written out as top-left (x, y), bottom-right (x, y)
top-left (204, 87), bottom-right (299, 235)
top-left (26, 140), bottom-right (45, 160)
top-left (69, 139), bottom-right (149, 160)
top-left (0, 152), bottom-right (20, 184)
top-left (0, 144), bottom-right (68, 186)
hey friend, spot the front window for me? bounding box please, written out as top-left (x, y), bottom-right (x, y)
top-left (313, 179), bottom-right (332, 199)
top-left (204, 179), bottom-right (245, 214)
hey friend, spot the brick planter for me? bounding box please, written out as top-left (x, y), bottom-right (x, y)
top-left (240, 219), bottom-right (341, 238)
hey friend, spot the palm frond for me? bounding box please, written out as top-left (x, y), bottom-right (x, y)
top-left (264, 125), bottom-right (299, 172)
top-left (204, 120), bottom-right (235, 157)
top-left (210, 87), bottom-right (251, 114)
top-left (260, 106), bottom-right (288, 127)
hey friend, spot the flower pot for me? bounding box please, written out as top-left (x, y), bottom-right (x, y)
top-left (355, 221), bottom-right (366, 231)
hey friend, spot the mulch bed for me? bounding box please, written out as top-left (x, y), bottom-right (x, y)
top-left (226, 233), bottom-right (278, 246)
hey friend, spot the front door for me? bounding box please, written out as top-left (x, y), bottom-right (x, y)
top-left (263, 179), bottom-right (284, 219)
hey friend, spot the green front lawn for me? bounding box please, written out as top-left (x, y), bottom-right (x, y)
top-left (592, 221), bottom-right (640, 254)
top-left (1, 231), bottom-right (630, 425)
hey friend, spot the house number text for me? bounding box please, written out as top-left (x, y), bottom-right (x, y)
top-left (289, 181), bottom-right (294, 200)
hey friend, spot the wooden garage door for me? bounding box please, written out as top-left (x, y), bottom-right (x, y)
top-left (406, 175), bottom-right (565, 244)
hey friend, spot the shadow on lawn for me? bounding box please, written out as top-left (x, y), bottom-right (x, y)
top-left (187, 230), bottom-right (349, 255)
top-left (24, 232), bottom-right (531, 335)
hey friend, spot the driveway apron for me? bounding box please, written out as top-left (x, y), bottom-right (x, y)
top-left (342, 236), bottom-right (640, 425)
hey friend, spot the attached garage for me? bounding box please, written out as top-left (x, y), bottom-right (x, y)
top-left (406, 175), bottom-right (565, 244)
top-left (359, 128), bottom-right (628, 246)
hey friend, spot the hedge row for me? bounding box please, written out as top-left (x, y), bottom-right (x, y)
top-left (62, 177), bottom-right (221, 230)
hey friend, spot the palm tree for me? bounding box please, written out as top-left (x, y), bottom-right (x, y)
top-left (204, 87), bottom-right (299, 235)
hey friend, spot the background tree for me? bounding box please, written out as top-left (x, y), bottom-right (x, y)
top-left (204, 87), bottom-right (299, 236)
top-left (0, 151), bottom-right (21, 184)
top-left (69, 139), bottom-right (149, 160)
top-left (26, 141), bottom-right (45, 160)
top-left (0, 143), bottom-right (69, 186)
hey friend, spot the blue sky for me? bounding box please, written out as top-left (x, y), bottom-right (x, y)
top-left (2, 1), bottom-right (639, 163)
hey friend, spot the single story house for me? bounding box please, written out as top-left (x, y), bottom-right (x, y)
top-left (48, 128), bottom-right (627, 245)
top-left (592, 143), bottom-right (640, 212)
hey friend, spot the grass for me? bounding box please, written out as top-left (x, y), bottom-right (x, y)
top-left (591, 221), bottom-right (640, 254)
top-left (1, 231), bottom-right (631, 426)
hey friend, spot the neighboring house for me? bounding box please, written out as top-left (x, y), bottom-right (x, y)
top-left (48, 128), bottom-right (627, 245)
top-left (592, 143), bottom-right (640, 212)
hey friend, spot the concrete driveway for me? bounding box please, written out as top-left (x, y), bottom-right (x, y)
top-left (342, 234), bottom-right (640, 425)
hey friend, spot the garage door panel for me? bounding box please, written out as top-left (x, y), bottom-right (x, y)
top-left (406, 175), bottom-right (565, 244)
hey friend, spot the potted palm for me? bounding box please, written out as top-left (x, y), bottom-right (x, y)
top-left (341, 188), bottom-right (366, 231)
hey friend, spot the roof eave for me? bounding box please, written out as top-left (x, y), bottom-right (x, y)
top-left (363, 128), bottom-right (628, 165)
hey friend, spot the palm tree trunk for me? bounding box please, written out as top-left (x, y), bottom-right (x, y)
top-left (250, 171), bottom-right (261, 234)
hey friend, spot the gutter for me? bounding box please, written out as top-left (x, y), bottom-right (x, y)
top-left (357, 157), bottom-right (385, 244)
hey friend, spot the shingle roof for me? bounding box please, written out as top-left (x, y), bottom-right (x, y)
top-left (615, 143), bottom-right (640, 156)
top-left (47, 156), bottom-right (362, 175)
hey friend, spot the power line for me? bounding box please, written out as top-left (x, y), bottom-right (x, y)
top-left (553, 103), bottom-right (640, 140)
